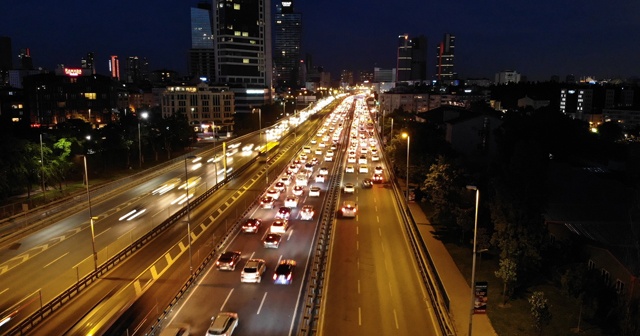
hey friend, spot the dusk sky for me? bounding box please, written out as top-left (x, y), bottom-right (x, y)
top-left (2, 0), bottom-right (639, 81)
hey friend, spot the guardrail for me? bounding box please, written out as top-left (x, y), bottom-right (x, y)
top-left (5, 153), bottom-right (260, 336)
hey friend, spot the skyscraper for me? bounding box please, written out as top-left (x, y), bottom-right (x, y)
top-left (274, 0), bottom-right (302, 87)
top-left (109, 55), bottom-right (120, 80)
top-left (19, 48), bottom-right (33, 70)
top-left (82, 52), bottom-right (96, 74)
top-left (126, 56), bottom-right (142, 83)
top-left (213, 0), bottom-right (272, 112)
top-left (435, 33), bottom-right (456, 83)
top-left (0, 36), bottom-right (12, 86)
top-left (189, 2), bottom-right (215, 81)
top-left (396, 34), bottom-right (427, 83)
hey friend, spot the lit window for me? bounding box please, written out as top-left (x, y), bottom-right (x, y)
top-left (234, 4), bottom-right (240, 10)
top-left (243, 59), bottom-right (249, 64)
top-left (242, 32), bottom-right (248, 37)
top-left (234, 31), bottom-right (241, 36)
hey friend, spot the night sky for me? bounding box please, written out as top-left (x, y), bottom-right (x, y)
top-left (2, 0), bottom-right (639, 81)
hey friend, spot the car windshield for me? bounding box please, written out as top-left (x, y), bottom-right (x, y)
top-left (276, 265), bottom-right (291, 274)
top-left (244, 267), bottom-right (257, 273)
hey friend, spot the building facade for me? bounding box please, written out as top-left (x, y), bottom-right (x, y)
top-left (495, 70), bottom-right (521, 84)
top-left (161, 82), bottom-right (235, 132)
top-left (274, 0), bottom-right (302, 87)
top-left (396, 34), bottom-right (427, 83)
top-left (189, 3), bottom-right (216, 81)
top-left (435, 33), bottom-right (456, 83)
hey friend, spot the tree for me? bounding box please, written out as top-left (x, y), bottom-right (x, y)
top-left (495, 258), bottom-right (518, 305)
top-left (48, 138), bottom-right (74, 191)
top-left (529, 291), bottom-right (552, 335)
top-left (421, 156), bottom-right (466, 230)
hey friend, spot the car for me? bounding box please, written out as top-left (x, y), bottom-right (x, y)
top-left (267, 188), bottom-right (281, 199)
top-left (358, 155), bottom-right (367, 165)
top-left (371, 148), bottom-right (378, 155)
top-left (373, 173), bottom-right (384, 183)
top-left (374, 166), bottom-right (383, 174)
top-left (330, 144), bottom-right (338, 150)
top-left (319, 141), bottom-right (327, 148)
top-left (341, 201), bottom-right (357, 218)
top-left (289, 164), bottom-right (300, 173)
top-left (273, 259), bottom-right (297, 285)
top-left (360, 147), bottom-right (368, 154)
top-left (299, 154), bottom-right (308, 162)
top-left (284, 196), bottom-right (299, 208)
top-left (310, 157), bottom-right (319, 165)
top-left (300, 205), bottom-right (315, 220)
top-left (318, 167), bottom-right (329, 175)
top-left (310, 139), bottom-right (317, 144)
top-left (280, 175), bottom-right (291, 185)
top-left (344, 183), bottom-right (355, 193)
top-left (314, 148), bottom-right (323, 155)
top-left (326, 150), bottom-right (334, 157)
top-left (362, 178), bottom-right (373, 188)
top-left (260, 196), bottom-right (275, 209)
top-left (216, 251), bottom-right (242, 271)
top-left (284, 169), bottom-right (294, 176)
top-left (324, 155), bottom-right (333, 162)
top-left (274, 182), bottom-right (286, 192)
top-left (345, 165), bottom-right (355, 173)
top-left (304, 162), bottom-right (314, 172)
top-left (315, 175), bottom-right (325, 183)
top-left (159, 324), bottom-right (190, 336)
top-left (263, 233), bottom-right (282, 248)
top-left (242, 143), bottom-right (254, 152)
top-left (371, 154), bottom-right (380, 162)
top-left (359, 165), bottom-right (368, 174)
top-left (270, 219), bottom-right (289, 233)
top-left (303, 145), bottom-right (311, 153)
top-left (275, 206), bottom-right (292, 219)
top-left (206, 312), bottom-right (238, 336)
top-left (292, 159), bottom-right (302, 167)
top-left (309, 186), bottom-right (321, 197)
top-left (347, 156), bottom-right (356, 163)
top-left (292, 185), bottom-right (304, 196)
top-left (241, 259), bottom-right (266, 283)
top-left (241, 218), bottom-right (262, 233)
top-left (295, 174), bottom-right (308, 186)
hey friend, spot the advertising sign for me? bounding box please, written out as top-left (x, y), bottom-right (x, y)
top-left (474, 281), bottom-right (488, 314)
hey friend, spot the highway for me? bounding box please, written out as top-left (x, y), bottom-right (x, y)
top-left (0, 101), bottom-right (329, 334)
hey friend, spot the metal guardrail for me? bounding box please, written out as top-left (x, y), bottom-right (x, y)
top-left (5, 154), bottom-right (260, 336)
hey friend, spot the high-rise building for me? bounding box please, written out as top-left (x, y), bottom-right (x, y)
top-left (396, 34), bottom-right (428, 82)
top-left (435, 33), bottom-right (456, 83)
top-left (495, 70), bottom-right (521, 84)
top-left (189, 2), bottom-right (215, 81)
top-left (274, 0), bottom-right (302, 87)
top-left (0, 36), bottom-right (12, 86)
top-left (126, 56), bottom-right (143, 83)
top-left (397, 34), bottom-right (412, 82)
top-left (109, 55), bottom-right (120, 80)
top-left (340, 70), bottom-right (354, 87)
top-left (82, 52), bottom-right (96, 74)
top-left (18, 48), bottom-right (33, 70)
top-left (213, 0), bottom-right (272, 112)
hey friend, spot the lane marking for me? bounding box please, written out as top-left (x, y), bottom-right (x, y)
top-left (356, 226), bottom-right (359, 235)
top-left (0, 288), bottom-right (8, 296)
top-left (358, 279), bottom-right (361, 294)
top-left (287, 229), bottom-right (294, 241)
top-left (358, 307), bottom-right (362, 326)
top-left (381, 241), bottom-right (384, 253)
top-left (378, 227), bottom-right (382, 237)
top-left (44, 252), bottom-right (68, 268)
top-left (389, 282), bottom-right (394, 297)
top-left (249, 251), bottom-right (256, 260)
top-left (356, 240), bottom-right (359, 251)
top-left (375, 205), bottom-right (378, 212)
top-left (278, 255), bottom-right (283, 264)
top-left (393, 309), bottom-right (400, 329)
top-left (220, 288), bottom-right (234, 311)
top-left (376, 215), bottom-right (379, 223)
top-left (256, 292), bottom-right (268, 314)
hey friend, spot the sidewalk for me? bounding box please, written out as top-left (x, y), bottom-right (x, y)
top-left (408, 202), bottom-right (498, 336)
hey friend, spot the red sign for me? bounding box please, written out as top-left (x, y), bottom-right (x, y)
top-left (64, 68), bottom-right (83, 77)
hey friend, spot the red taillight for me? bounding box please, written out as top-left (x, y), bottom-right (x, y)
top-left (273, 274), bottom-right (277, 280)
top-left (287, 274), bottom-right (292, 280)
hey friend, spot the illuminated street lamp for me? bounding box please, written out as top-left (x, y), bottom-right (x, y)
top-left (138, 111), bottom-right (148, 169)
top-left (466, 185), bottom-right (480, 336)
top-left (252, 107), bottom-right (268, 184)
top-left (184, 155), bottom-right (197, 274)
top-left (83, 156), bottom-right (98, 272)
top-left (401, 132), bottom-right (410, 202)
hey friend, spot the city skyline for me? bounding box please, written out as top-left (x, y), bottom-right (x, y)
top-left (1, 0), bottom-right (639, 82)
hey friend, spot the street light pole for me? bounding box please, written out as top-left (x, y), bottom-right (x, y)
top-left (40, 133), bottom-right (46, 202)
top-left (466, 185), bottom-right (480, 336)
top-left (402, 133), bottom-right (410, 202)
top-left (184, 156), bottom-right (196, 274)
top-left (84, 156), bottom-right (98, 272)
top-left (138, 112), bottom-right (148, 169)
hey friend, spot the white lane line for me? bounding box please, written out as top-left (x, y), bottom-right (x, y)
top-left (393, 309), bottom-right (400, 329)
top-left (378, 227), bottom-right (382, 237)
top-left (358, 307), bottom-right (362, 326)
top-left (0, 288), bottom-right (8, 296)
top-left (356, 240), bottom-right (359, 251)
top-left (256, 292), bottom-right (268, 314)
top-left (220, 288), bottom-right (234, 311)
top-left (388, 282), bottom-right (393, 298)
top-left (44, 252), bottom-right (68, 268)
top-left (278, 255), bottom-right (283, 264)
top-left (356, 214), bottom-right (359, 221)
top-left (375, 205), bottom-right (378, 212)
top-left (356, 226), bottom-right (359, 235)
top-left (376, 215), bottom-right (379, 223)
top-left (249, 251), bottom-right (256, 260)
top-left (287, 229), bottom-right (294, 241)
top-left (95, 227), bottom-right (111, 238)
top-left (358, 280), bottom-right (361, 294)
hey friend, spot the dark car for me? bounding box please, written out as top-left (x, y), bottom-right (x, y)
top-left (273, 259), bottom-right (297, 285)
top-left (275, 206), bottom-right (292, 219)
top-left (362, 178), bottom-right (373, 188)
top-left (241, 218), bottom-right (262, 233)
top-left (216, 251), bottom-right (242, 271)
top-left (263, 233), bottom-right (282, 248)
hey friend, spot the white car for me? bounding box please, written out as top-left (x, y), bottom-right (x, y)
top-left (266, 188), bottom-right (280, 199)
top-left (326, 150), bottom-right (334, 157)
top-left (310, 139), bottom-right (317, 145)
top-left (309, 186), bottom-right (321, 197)
top-left (374, 166), bottom-right (383, 175)
top-left (315, 175), bottom-right (325, 183)
top-left (341, 201), bottom-right (357, 218)
top-left (303, 146), bottom-right (311, 153)
top-left (344, 183), bottom-right (355, 194)
top-left (371, 155), bottom-right (380, 162)
top-left (318, 167), bottom-right (329, 175)
top-left (324, 155), bottom-right (333, 162)
top-left (300, 205), bottom-right (315, 220)
top-left (270, 219), bottom-right (289, 233)
top-left (358, 156), bottom-right (367, 165)
top-left (241, 259), bottom-right (266, 283)
top-left (280, 176), bottom-right (291, 185)
top-left (315, 148), bottom-right (323, 155)
top-left (292, 185), bottom-right (304, 196)
top-left (347, 156), bottom-right (356, 163)
top-left (345, 165), bottom-right (355, 173)
top-left (289, 164), bottom-right (300, 173)
top-left (319, 141), bottom-right (327, 147)
top-left (360, 147), bottom-right (368, 154)
top-left (284, 196), bottom-right (299, 208)
top-left (295, 174), bottom-right (309, 186)
top-left (359, 165), bottom-right (368, 174)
